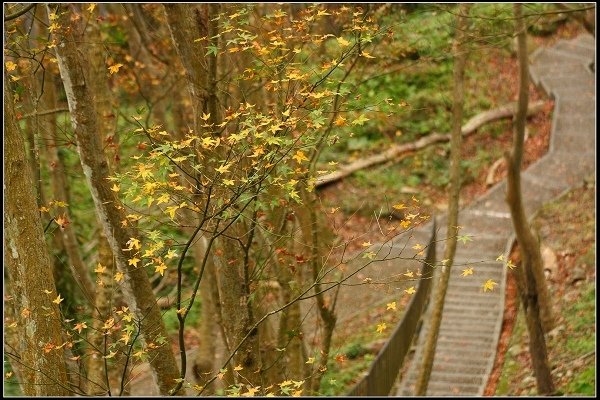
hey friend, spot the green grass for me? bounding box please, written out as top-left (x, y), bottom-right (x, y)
top-left (496, 183), bottom-right (596, 396)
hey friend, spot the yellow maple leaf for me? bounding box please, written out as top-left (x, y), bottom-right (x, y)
top-left (461, 267), bottom-right (474, 277)
top-left (127, 237), bottom-right (141, 250)
top-left (483, 279), bottom-right (497, 292)
top-left (155, 263), bottom-right (167, 276)
top-left (361, 241), bottom-right (372, 247)
top-left (52, 294), bottom-right (64, 305)
top-left (292, 150), bottom-right (309, 164)
top-left (403, 270), bottom-right (414, 278)
top-left (279, 380), bottom-right (293, 388)
top-left (242, 387), bottom-right (260, 397)
top-left (496, 254), bottom-right (505, 262)
top-left (5, 61), bottom-right (17, 71)
top-left (404, 286), bottom-right (416, 295)
top-left (360, 51), bottom-right (376, 59)
top-left (334, 116), bottom-right (346, 126)
top-left (337, 36), bottom-right (350, 47)
top-left (412, 243), bottom-right (423, 250)
top-left (114, 271), bottom-right (125, 282)
top-left (234, 364), bottom-right (244, 371)
top-left (87, 3), bottom-right (96, 13)
top-left (102, 317), bottom-right (115, 330)
top-left (393, 203), bottom-right (407, 210)
top-left (157, 193), bottom-right (170, 205)
top-left (108, 63), bottom-right (124, 75)
top-left (165, 206), bottom-right (179, 219)
top-left (506, 260), bottom-right (516, 269)
top-left (305, 357), bottom-right (315, 364)
top-left (103, 350), bottom-right (117, 359)
top-left (216, 163), bottom-right (231, 174)
top-left (386, 301), bottom-right (397, 311)
top-left (400, 219), bottom-right (411, 229)
top-left (376, 322), bottom-right (387, 333)
top-left (223, 179), bottom-right (235, 186)
top-left (128, 257), bottom-right (140, 267)
top-left (292, 389), bottom-right (303, 397)
top-left (111, 183), bottom-right (120, 192)
top-left (48, 22), bottom-right (60, 33)
top-left (74, 321), bottom-right (87, 333)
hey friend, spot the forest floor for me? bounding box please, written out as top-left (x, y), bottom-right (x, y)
top-left (487, 179), bottom-right (596, 396)
top-left (315, 20), bottom-right (591, 395)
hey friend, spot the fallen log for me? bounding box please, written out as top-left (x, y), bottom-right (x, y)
top-left (315, 100), bottom-right (545, 188)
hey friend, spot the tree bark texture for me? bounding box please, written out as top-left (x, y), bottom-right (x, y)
top-left (4, 74), bottom-right (71, 397)
top-left (163, 3), bottom-right (210, 135)
top-left (505, 4), bottom-right (555, 395)
top-left (43, 72), bottom-right (96, 304)
top-left (48, 4), bottom-right (181, 395)
top-left (414, 4), bottom-right (470, 395)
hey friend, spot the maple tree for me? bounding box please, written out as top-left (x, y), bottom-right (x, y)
top-left (3, 3), bottom-right (520, 397)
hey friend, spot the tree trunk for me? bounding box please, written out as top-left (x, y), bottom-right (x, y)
top-left (213, 222), bottom-right (262, 386)
top-left (86, 234), bottom-right (115, 395)
top-left (163, 3), bottom-right (210, 136)
top-left (49, 4), bottom-right (181, 395)
top-left (43, 72), bottom-right (96, 304)
top-left (505, 4), bottom-right (555, 395)
top-left (295, 191), bottom-right (338, 393)
top-left (414, 4), bottom-right (470, 395)
top-left (4, 73), bottom-right (71, 397)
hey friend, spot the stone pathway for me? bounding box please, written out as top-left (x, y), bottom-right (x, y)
top-left (394, 33), bottom-right (595, 396)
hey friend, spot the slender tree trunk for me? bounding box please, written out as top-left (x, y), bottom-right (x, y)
top-left (4, 74), bottom-right (71, 397)
top-left (86, 235), bottom-right (115, 395)
top-left (295, 191), bottom-right (337, 393)
top-left (191, 235), bottom-right (219, 393)
top-left (504, 4), bottom-right (555, 395)
top-left (414, 4), bottom-right (470, 395)
top-left (164, 5), bottom-right (259, 389)
top-left (49, 4), bottom-right (180, 394)
top-left (79, 8), bottom-right (132, 394)
top-left (163, 3), bottom-right (210, 136)
top-left (43, 73), bottom-right (96, 304)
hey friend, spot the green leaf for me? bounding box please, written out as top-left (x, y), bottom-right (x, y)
top-left (206, 45), bottom-right (218, 56)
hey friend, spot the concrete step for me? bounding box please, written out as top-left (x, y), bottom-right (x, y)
top-left (569, 33), bottom-right (596, 50)
top-left (554, 39), bottom-right (595, 61)
top-left (437, 335), bottom-right (496, 346)
top-left (533, 48), bottom-right (592, 67)
top-left (437, 323), bottom-right (497, 335)
top-left (540, 74), bottom-right (595, 93)
top-left (403, 370), bottom-right (485, 386)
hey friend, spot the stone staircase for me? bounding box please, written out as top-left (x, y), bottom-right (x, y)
top-left (395, 33), bottom-right (595, 396)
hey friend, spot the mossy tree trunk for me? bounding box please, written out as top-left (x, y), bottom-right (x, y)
top-left (4, 72), bottom-right (71, 397)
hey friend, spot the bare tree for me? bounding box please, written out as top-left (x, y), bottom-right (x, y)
top-left (504, 3), bottom-right (555, 395)
top-left (414, 3), bottom-right (471, 395)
